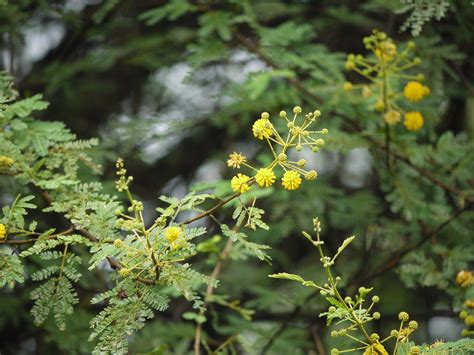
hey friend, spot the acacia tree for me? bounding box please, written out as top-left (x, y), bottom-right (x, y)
top-left (1, 1), bottom-right (474, 354)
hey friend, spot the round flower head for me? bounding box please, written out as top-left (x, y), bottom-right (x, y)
top-left (165, 226), bottom-right (182, 243)
top-left (404, 112), bottom-right (424, 131)
top-left (231, 173), bottom-right (251, 193)
top-left (398, 311), bottom-right (409, 322)
top-left (374, 101), bottom-right (385, 112)
top-left (0, 223), bottom-right (6, 240)
top-left (113, 239), bottom-right (123, 248)
top-left (345, 60), bottom-right (355, 71)
top-left (0, 156), bottom-right (14, 167)
top-left (255, 168), bottom-right (276, 187)
top-left (252, 118), bottom-right (273, 140)
top-left (403, 81), bottom-right (429, 102)
top-left (293, 106), bottom-right (302, 114)
top-left (282, 170), bottom-right (302, 190)
top-left (343, 82), bottom-right (353, 91)
top-left (165, 226), bottom-right (183, 250)
top-left (384, 110), bottom-right (401, 125)
top-left (375, 40), bottom-right (397, 61)
top-left (305, 170), bottom-right (318, 180)
top-left (227, 152), bottom-right (246, 169)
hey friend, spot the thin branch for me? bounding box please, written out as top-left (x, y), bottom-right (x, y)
top-left (184, 192), bottom-right (240, 225)
top-left (194, 237), bottom-right (234, 355)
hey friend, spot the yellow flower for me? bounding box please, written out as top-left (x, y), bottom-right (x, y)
top-left (404, 112), bottom-right (424, 131)
top-left (165, 226), bottom-right (183, 250)
top-left (293, 106), bottom-right (302, 114)
top-left (255, 168), bottom-right (276, 187)
top-left (113, 239), bottom-right (123, 248)
top-left (231, 173), bottom-right (251, 193)
top-left (227, 152), bottom-right (246, 168)
top-left (165, 226), bottom-right (182, 243)
top-left (343, 82), bottom-right (353, 91)
top-left (384, 110), bottom-right (401, 125)
top-left (0, 156), bottom-right (14, 167)
top-left (252, 118), bottom-right (273, 140)
top-left (456, 270), bottom-right (474, 287)
top-left (375, 40), bottom-right (397, 61)
top-left (0, 224), bottom-right (6, 240)
top-left (305, 170), bottom-right (318, 180)
top-left (403, 81), bottom-right (429, 102)
top-left (363, 342), bottom-right (388, 355)
top-left (282, 171), bottom-right (302, 190)
top-left (374, 101), bottom-right (385, 112)
top-left (345, 60), bottom-right (355, 71)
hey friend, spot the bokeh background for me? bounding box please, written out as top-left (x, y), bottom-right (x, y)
top-left (1, 0), bottom-right (473, 354)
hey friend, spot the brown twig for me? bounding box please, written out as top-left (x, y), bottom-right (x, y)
top-left (183, 192), bottom-right (240, 225)
top-left (194, 237), bottom-right (234, 355)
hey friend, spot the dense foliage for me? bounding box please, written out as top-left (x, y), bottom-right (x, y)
top-left (1, 1), bottom-right (474, 354)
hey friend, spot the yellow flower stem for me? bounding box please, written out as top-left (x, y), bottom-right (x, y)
top-left (393, 321), bottom-right (405, 355)
top-left (270, 128), bottom-right (286, 145)
top-left (380, 334), bottom-right (394, 344)
top-left (396, 61), bottom-right (418, 71)
top-left (314, 229), bottom-right (371, 342)
top-left (266, 138), bottom-right (279, 159)
top-left (282, 162), bottom-right (307, 175)
top-left (342, 332), bottom-right (369, 345)
top-left (366, 300), bottom-right (376, 313)
top-left (241, 162), bottom-right (259, 172)
top-left (352, 67), bottom-right (376, 82)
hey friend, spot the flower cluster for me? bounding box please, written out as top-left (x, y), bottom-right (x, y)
top-left (270, 218), bottom-right (420, 355)
top-left (456, 270), bottom-right (474, 337)
top-left (227, 107), bottom-right (328, 193)
top-left (344, 30), bottom-right (429, 132)
top-left (115, 158), bottom-right (134, 192)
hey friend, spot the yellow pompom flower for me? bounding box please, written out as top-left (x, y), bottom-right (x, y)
top-left (0, 156), bottom-right (14, 167)
top-left (282, 171), bottom-right (302, 190)
top-left (343, 82), bottom-right (353, 91)
top-left (252, 119), bottom-right (273, 140)
top-left (227, 152), bottom-right (246, 168)
top-left (165, 226), bottom-right (182, 243)
top-left (375, 40), bottom-right (397, 61)
top-left (374, 101), bottom-right (385, 112)
top-left (404, 112), bottom-right (424, 131)
top-left (0, 223), bottom-right (6, 240)
top-left (403, 81), bottom-right (429, 102)
top-left (231, 173), bottom-right (251, 193)
top-left (384, 110), bottom-right (401, 125)
top-left (305, 170), bottom-right (318, 180)
top-left (165, 226), bottom-right (183, 249)
top-left (255, 168), bottom-right (276, 187)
